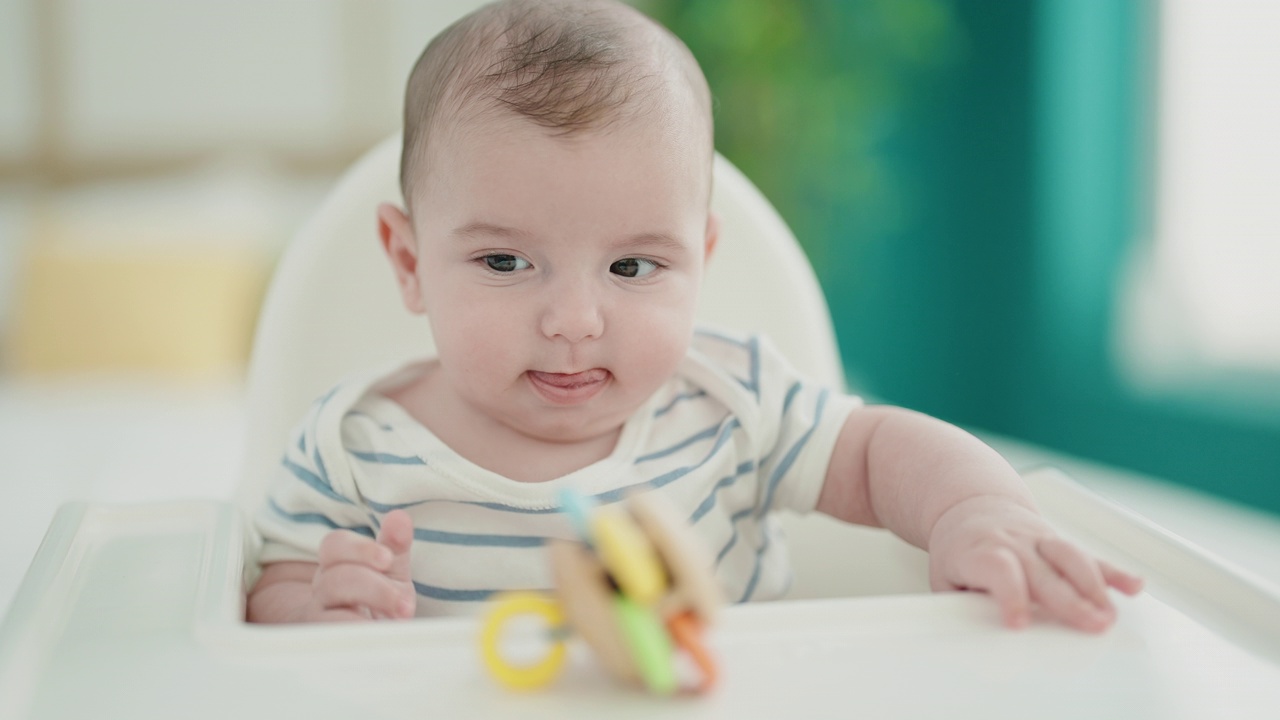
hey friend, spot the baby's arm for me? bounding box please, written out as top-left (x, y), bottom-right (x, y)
top-left (816, 406), bottom-right (1142, 631)
top-left (247, 510), bottom-right (418, 623)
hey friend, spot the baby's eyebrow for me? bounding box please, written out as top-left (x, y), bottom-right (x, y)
top-left (452, 222), bottom-right (687, 253)
top-left (613, 232), bottom-right (688, 254)
top-left (452, 222), bottom-right (534, 241)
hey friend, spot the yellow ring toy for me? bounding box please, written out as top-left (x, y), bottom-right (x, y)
top-left (481, 592), bottom-right (568, 691)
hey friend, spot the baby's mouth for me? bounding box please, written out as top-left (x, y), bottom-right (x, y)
top-left (526, 368), bottom-right (611, 404)
top-left (528, 369), bottom-right (609, 388)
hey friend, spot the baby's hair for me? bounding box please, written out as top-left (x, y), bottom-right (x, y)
top-left (399, 0), bottom-right (711, 207)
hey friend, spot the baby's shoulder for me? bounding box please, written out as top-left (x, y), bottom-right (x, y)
top-left (686, 327), bottom-right (762, 392)
top-left (685, 327), bottom-right (799, 406)
top-left (666, 328), bottom-right (779, 437)
top-left (683, 327), bottom-right (854, 430)
top-left (336, 381), bottom-right (426, 460)
top-left (289, 361), bottom-right (427, 457)
top-left (327, 388), bottom-right (435, 505)
top-left (339, 394), bottom-right (399, 446)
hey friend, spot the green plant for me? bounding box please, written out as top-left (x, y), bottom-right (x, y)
top-left (642, 0), bottom-right (958, 274)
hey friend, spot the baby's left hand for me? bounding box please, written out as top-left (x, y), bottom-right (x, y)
top-left (926, 496), bottom-right (1144, 632)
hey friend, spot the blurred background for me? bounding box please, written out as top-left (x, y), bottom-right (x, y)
top-left (1, 0), bottom-right (1277, 613)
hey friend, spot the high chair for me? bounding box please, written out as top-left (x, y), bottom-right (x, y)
top-left (1, 136), bottom-right (1278, 719)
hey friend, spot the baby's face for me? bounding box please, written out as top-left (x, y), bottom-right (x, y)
top-left (390, 113), bottom-right (715, 445)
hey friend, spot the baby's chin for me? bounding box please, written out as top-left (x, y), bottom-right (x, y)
top-left (499, 397), bottom-right (640, 447)
top-left (510, 412), bottom-right (628, 446)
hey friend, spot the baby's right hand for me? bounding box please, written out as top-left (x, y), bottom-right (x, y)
top-left (305, 509), bottom-right (417, 622)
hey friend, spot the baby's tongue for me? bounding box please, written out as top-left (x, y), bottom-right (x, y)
top-left (529, 369), bottom-right (608, 388)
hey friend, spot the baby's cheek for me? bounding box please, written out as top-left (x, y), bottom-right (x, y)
top-left (623, 303), bottom-right (695, 377)
top-left (435, 297), bottom-right (523, 366)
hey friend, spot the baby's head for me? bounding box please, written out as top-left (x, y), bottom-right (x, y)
top-left (378, 0), bottom-right (718, 445)
top-left (396, 0), bottom-right (713, 213)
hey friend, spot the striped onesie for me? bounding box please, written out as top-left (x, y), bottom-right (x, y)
top-left (254, 329), bottom-right (863, 616)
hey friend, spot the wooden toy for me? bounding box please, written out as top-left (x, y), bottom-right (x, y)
top-left (479, 489), bottom-right (724, 694)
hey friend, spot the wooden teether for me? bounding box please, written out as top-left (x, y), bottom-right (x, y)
top-left (547, 539), bottom-right (638, 682)
top-left (627, 491), bottom-right (724, 623)
top-left (481, 489), bottom-right (724, 694)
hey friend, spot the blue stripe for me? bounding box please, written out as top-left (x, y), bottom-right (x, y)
top-left (360, 415), bottom-right (742, 517)
top-left (412, 582), bottom-right (497, 602)
top-left (314, 384), bottom-right (341, 407)
top-left (310, 385), bottom-right (341, 483)
top-left (757, 382), bottom-right (805, 472)
top-left (311, 438), bottom-right (330, 486)
top-left (312, 442), bottom-right (330, 489)
top-left (758, 389), bottom-right (829, 518)
top-left (344, 410), bottom-right (394, 431)
top-left (737, 389), bottom-right (830, 603)
top-left (413, 528), bottom-right (547, 548)
top-left (594, 418), bottom-right (742, 505)
top-left (349, 450), bottom-right (426, 465)
top-left (389, 412), bottom-right (742, 512)
top-left (281, 456), bottom-right (353, 505)
top-left (463, 500), bottom-right (563, 514)
top-left (738, 529), bottom-right (771, 603)
top-left (635, 417), bottom-right (726, 464)
top-left (360, 496), bottom-right (560, 515)
top-left (410, 583), bottom-right (556, 602)
top-left (694, 329), bottom-right (759, 398)
top-left (715, 507), bottom-right (754, 565)
top-left (689, 461), bottom-right (756, 524)
top-left (364, 497), bottom-right (432, 513)
top-left (268, 499), bottom-right (373, 537)
top-left (694, 328), bottom-right (750, 348)
top-left (653, 389), bottom-right (707, 418)
top-left (781, 381), bottom-right (802, 416)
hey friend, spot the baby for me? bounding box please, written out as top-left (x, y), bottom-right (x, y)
top-left (247, 0), bottom-right (1142, 628)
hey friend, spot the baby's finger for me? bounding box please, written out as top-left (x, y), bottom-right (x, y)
top-left (955, 547), bottom-right (1031, 629)
top-left (1026, 556), bottom-right (1114, 633)
top-left (311, 607), bottom-right (374, 623)
top-left (318, 529), bottom-right (393, 571)
top-left (314, 563), bottom-right (415, 618)
top-left (1036, 537), bottom-right (1110, 610)
top-left (377, 509), bottom-right (415, 583)
top-left (1099, 560), bottom-right (1145, 595)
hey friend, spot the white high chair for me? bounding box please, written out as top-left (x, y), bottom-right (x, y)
top-left (2, 137), bottom-right (1278, 719)
top-left (232, 134), bottom-right (917, 600)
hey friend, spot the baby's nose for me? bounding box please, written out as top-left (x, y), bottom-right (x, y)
top-left (539, 279), bottom-right (604, 343)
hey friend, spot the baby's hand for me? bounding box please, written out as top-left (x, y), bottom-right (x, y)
top-left (926, 496), bottom-right (1143, 632)
top-left (305, 509), bottom-right (417, 622)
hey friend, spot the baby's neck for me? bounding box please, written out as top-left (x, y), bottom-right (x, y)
top-left (384, 363), bottom-right (623, 483)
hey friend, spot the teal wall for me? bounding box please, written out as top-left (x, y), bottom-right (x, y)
top-left (653, 0), bottom-right (1280, 515)
top-left (1023, 0), bottom-right (1280, 513)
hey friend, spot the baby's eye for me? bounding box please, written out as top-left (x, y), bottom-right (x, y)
top-left (609, 258), bottom-right (659, 278)
top-left (482, 254), bottom-right (530, 273)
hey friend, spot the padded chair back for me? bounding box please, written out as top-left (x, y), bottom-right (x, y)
top-left (234, 135), bottom-right (846, 532)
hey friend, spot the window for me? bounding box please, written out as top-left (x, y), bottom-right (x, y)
top-left (1121, 0), bottom-right (1280, 388)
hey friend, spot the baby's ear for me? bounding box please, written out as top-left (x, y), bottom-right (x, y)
top-left (377, 202), bottom-right (427, 315)
top-left (703, 211), bottom-right (720, 265)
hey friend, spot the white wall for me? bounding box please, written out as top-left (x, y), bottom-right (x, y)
top-left (0, 0), bottom-right (490, 346)
top-left (0, 0), bottom-right (491, 168)
top-left (0, 0), bottom-right (39, 164)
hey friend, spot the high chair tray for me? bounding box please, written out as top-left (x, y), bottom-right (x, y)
top-left (1, 468), bottom-right (1278, 719)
